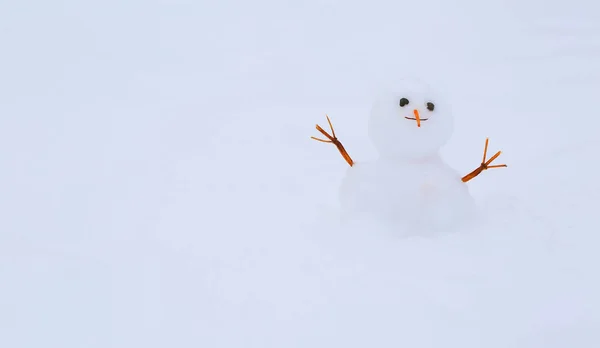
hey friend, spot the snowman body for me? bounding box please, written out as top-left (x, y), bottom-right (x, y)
top-left (339, 155), bottom-right (476, 232)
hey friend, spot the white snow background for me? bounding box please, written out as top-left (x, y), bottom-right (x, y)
top-left (1, 1), bottom-right (599, 347)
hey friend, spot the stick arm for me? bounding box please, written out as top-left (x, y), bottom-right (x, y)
top-left (311, 115), bottom-right (354, 167)
top-left (461, 138), bottom-right (507, 183)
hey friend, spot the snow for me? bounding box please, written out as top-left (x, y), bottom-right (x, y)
top-left (1, 1), bottom-right (600, 347)
top-left (339, 157), bottom-right (477, 234)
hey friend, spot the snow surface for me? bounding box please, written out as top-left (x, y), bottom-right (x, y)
top-left (1, 1), bottom-right (600, 347)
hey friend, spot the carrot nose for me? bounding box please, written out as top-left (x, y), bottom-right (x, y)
top-left (413, 109), bottom-right (421, 127)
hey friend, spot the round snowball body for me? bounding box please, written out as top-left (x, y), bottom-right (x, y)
top-left (368, 78), bottom-right (454, 159)
top-left (338, 157), bottom-right (476, 234)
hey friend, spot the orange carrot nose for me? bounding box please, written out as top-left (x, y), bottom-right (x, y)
top-left (413, 109), bottom-right (421, 127)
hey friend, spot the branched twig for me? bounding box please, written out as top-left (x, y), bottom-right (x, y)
top-left (311, 115), bottom-right (354, 167)
top-left (462, 138), bottom-right (507, 182)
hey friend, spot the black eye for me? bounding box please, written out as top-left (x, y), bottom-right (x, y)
top-left (399, 98), bottom-right (409, 107)
top-left (426, 102), bottom-right (435, 111)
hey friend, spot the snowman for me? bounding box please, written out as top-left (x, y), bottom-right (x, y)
top-left (311, 78), bottom-right (506, 233)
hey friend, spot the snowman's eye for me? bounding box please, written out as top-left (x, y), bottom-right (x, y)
top-left (426, 102), bottom-right (435, 111)
top-left (399, 98), bottom-right (409, 107)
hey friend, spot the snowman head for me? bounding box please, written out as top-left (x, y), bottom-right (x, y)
top-left (368, 78), bottom-right (454, 159)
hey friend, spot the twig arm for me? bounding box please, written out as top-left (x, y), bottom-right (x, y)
top-left (461, 166), bottom-right (484, 183)
top-left (461, 138), bottom-right (506, 183)
top-left (311, 115), bottom-right (354, 167)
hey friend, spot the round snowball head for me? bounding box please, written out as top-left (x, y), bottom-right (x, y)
top-left (368, 78), bottom-right (453, 159)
